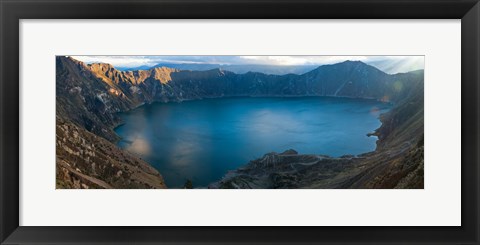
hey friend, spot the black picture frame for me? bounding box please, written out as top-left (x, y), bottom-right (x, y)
top-left (1, 0), bottom-right (479, 244)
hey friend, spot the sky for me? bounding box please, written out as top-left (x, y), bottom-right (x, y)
top-left (70, 55), bottom-right (424, 74)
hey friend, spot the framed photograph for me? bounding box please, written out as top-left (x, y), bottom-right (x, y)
top-left (1, 0), bottom-right (479, 244)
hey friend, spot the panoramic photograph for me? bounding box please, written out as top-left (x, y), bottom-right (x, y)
top-left (56, 55), bottom-right (424, 189)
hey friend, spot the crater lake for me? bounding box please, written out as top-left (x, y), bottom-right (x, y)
top-left (114, 97), bottom-right (391, 188)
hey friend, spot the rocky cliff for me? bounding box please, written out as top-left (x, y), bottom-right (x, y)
top-left (56, 56), bottom-right (424, 189)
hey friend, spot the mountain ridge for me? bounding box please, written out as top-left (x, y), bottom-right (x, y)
top-left (57, 56), bottom-right (422, 141)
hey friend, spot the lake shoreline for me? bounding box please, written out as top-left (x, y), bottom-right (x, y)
top-left (113, 96), bottom-right (391, 188)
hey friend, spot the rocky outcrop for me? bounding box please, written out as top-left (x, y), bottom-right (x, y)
top-left (208, 150), bottom-right (364, 189)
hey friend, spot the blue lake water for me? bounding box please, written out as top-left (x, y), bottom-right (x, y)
top-left (114, 97), bottom-right (390, 188)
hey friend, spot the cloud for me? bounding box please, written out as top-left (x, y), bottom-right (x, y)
top-left (71, 56), bottom-right (155, 67)
top-left (239, 56), bottom-right (368, 66)
top-left (366, 56), bottom-right (424, 74)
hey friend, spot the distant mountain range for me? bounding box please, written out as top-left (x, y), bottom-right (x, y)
top-left (115, 58), bottom-right (422, 75)
top-left (117, 63), bottom-right (319, 75)
top-left (56, 56), bottom-right (424, 189)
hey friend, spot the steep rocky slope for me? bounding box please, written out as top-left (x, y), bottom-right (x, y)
top-left (56, 117), bottom-right (166, 189)
top-left (56, 56), bottom-right (424, 189)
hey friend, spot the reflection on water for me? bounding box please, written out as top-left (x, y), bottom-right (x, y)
top-left (114, 97), bottom-right (391, 188)
top-left (127, 138), bottom-right (151, 155)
